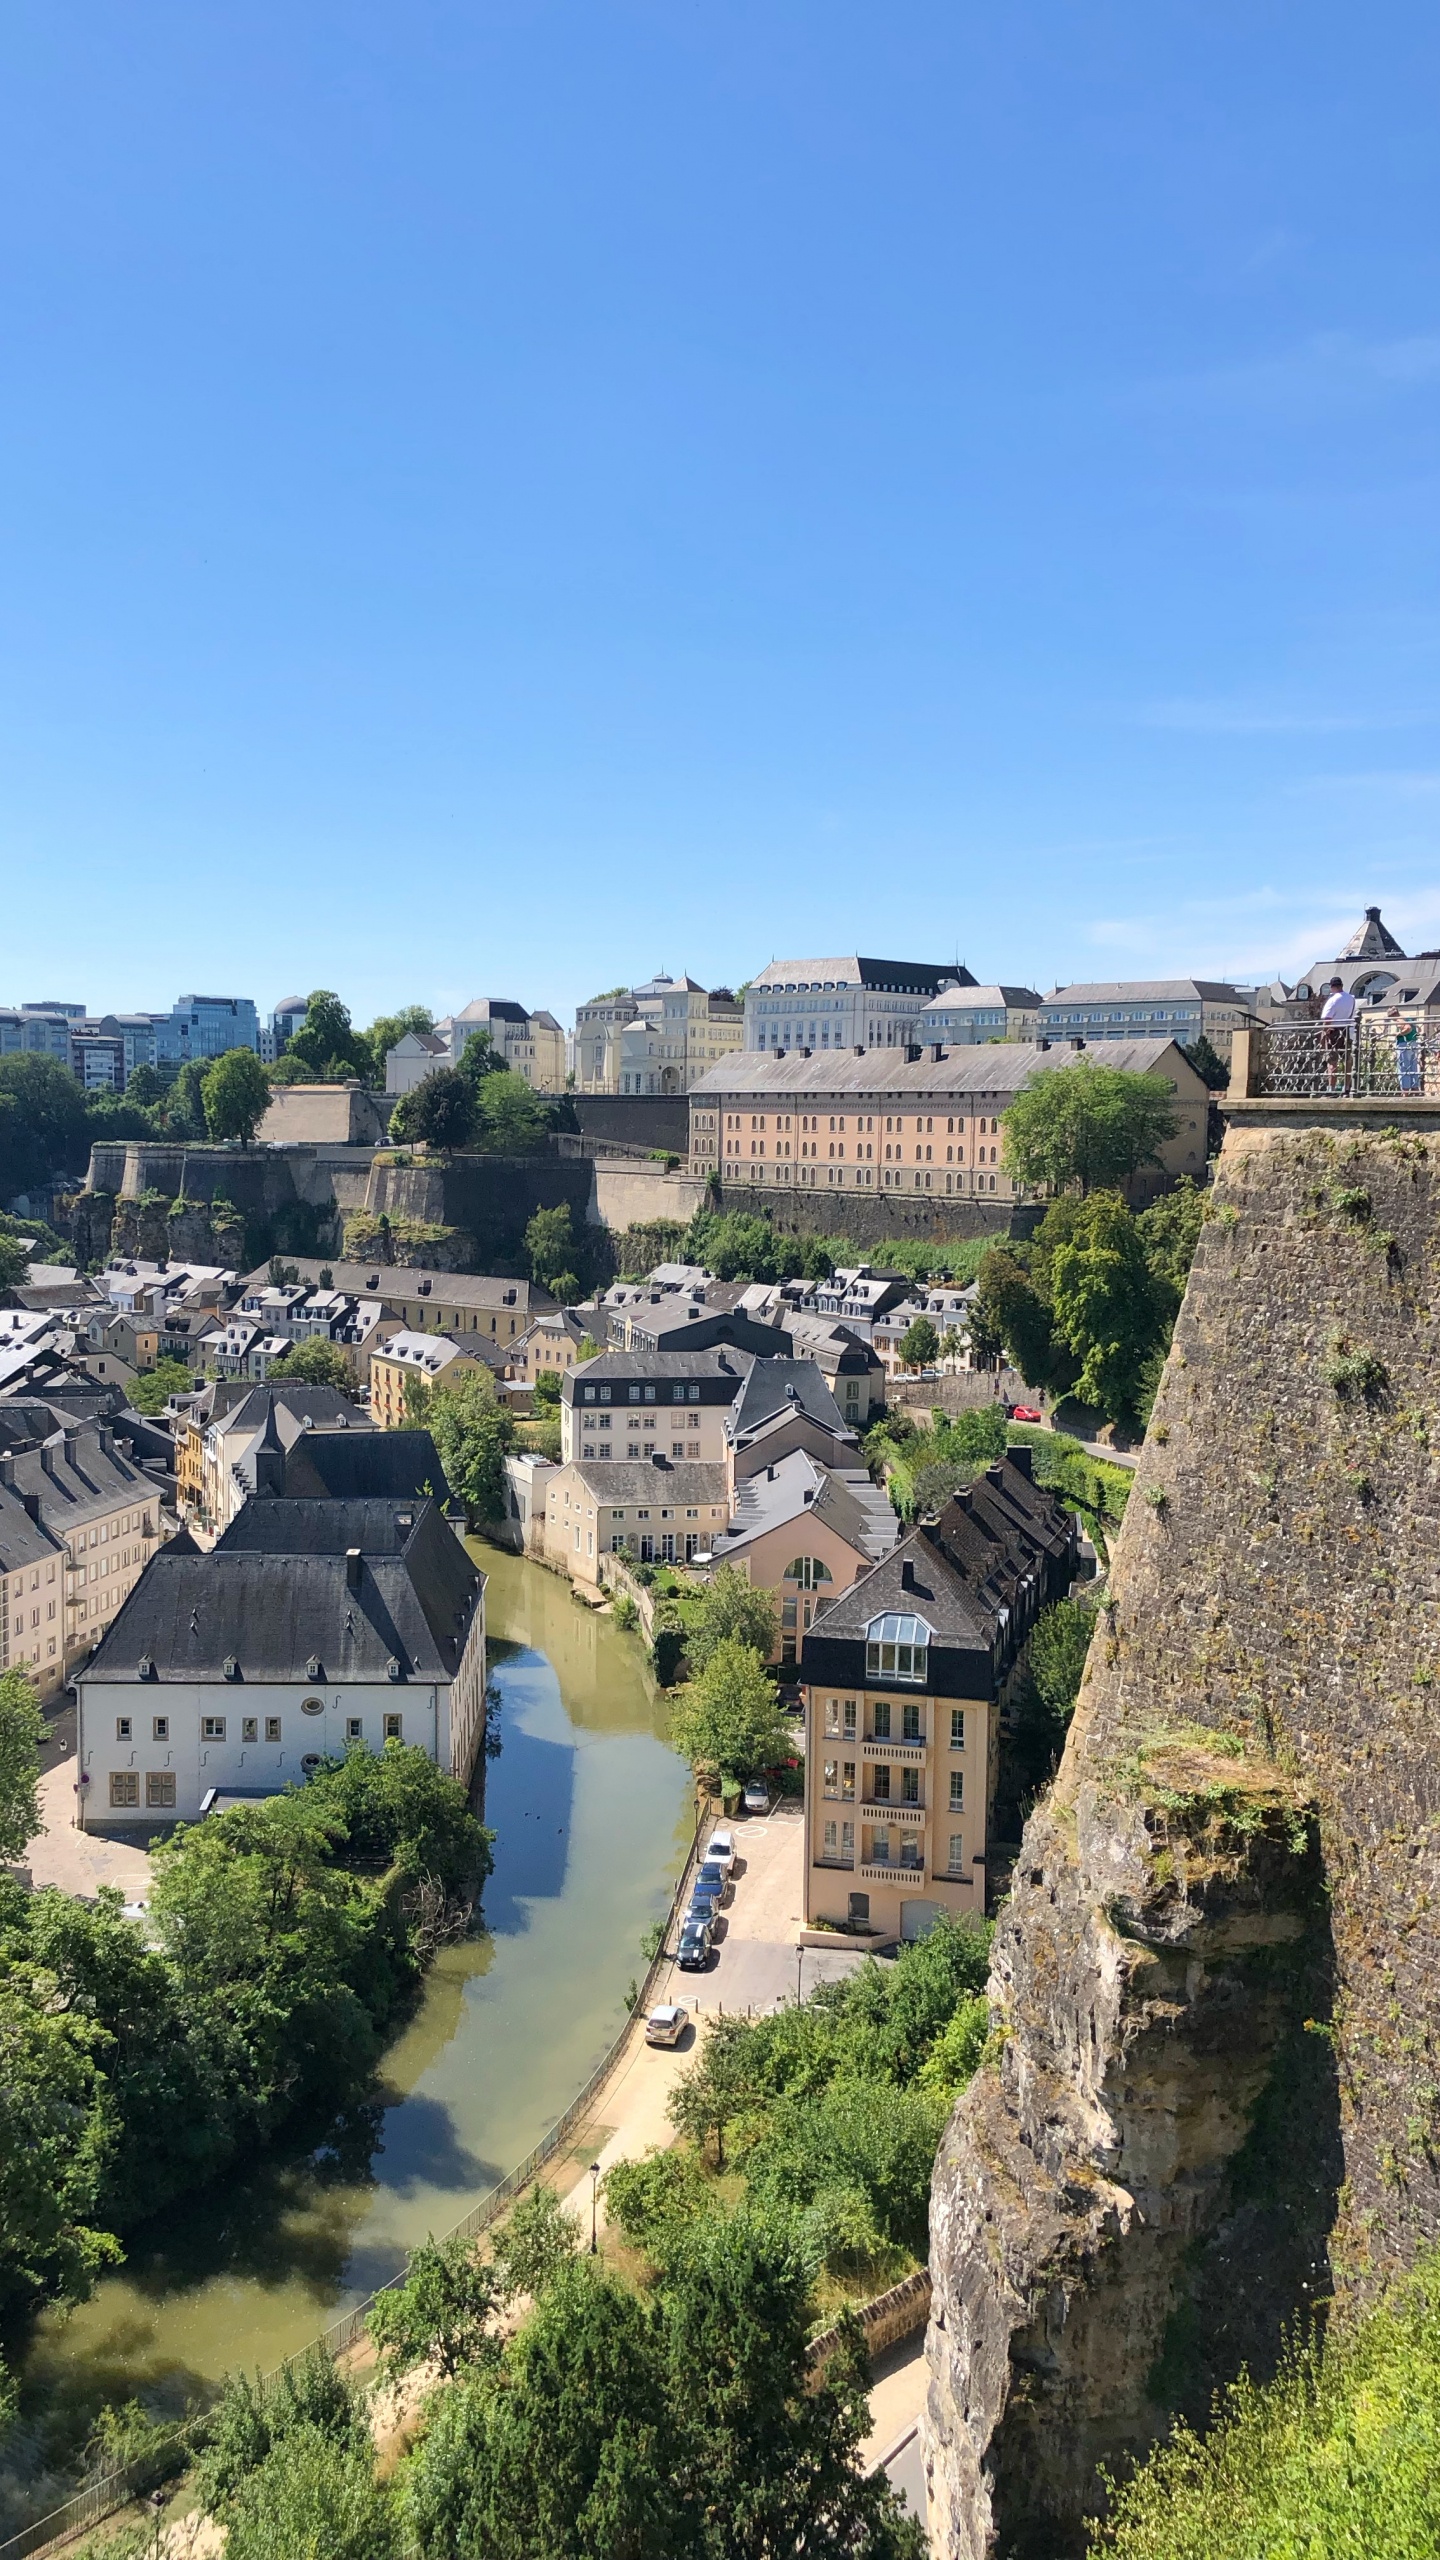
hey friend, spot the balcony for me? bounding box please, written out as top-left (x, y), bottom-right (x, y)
top-left (862, 1737), bottom-right (925, 1762)
top-left (862, 1799), bottom-right (925, 1826)
top-left (1238, 1021), bottom-right (1440, 1102)
top-left (857, 1859), bottom-right (925, 1882)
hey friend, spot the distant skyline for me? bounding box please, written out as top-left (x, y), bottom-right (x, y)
top-left (2, 3), bottom-right (1436, 1025)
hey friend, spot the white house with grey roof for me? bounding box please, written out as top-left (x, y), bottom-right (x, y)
top-left (1038, 981), bottom-right (1258, 1062)
top-left (743, 956), bottom-right (972, 1056)
top-left (76, 1497), bottom-right (485, 1827)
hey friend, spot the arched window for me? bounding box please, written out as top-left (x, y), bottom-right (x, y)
top-left (783, 1556), bottom-right (833, 1590)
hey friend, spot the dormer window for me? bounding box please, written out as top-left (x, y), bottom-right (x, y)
top-left (865, 1612), bottom-right (932, 1683)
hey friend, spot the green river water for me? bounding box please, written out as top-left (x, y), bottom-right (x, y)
top-left (22, 1550), bottom-right (690, 2437)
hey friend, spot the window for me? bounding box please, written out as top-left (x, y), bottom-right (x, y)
top-left (950, 1709), bottom-right (966, 1750)
top-left (824, 1759), bottom-right (839, 1796)
top-left (872, 1700), bottom-right (891, 1739)
top-left (110, 1771), bottom-right (140, 1808)
top-left (266, 1716), bottom-right (282, 1742)
top-left (301, 1696), bottom-right (325, 1716)
top-left (901, 1766), bottom-right (920, 1804)
top-left (115, 1717), bottom-right (132, 1740)
top-left (147, 1772), bottom-right (176, 1810)
top-left (783, 1556), bottom-right (833, 1589)
top-left (843, 1699), bottom-right (856, 1738)
top-left (871, 1764), bottom-right (891, 1801)
top-left (902, 1701), bottom-right (921, 1742)
top-left (201, 1716), bottom-right (226, 1741)
top-left (948, 1834), bottom-right (965, 1875)
top-left (383, 1713), bottom-right (403, 1741)
top-left (950, 1769), bottom-right (964, 1810)
top-left (242, 1716), bottom-right (258, 1741)
top-left (153, 1716), bottom-right (169, 1741)
top-left (825, 1698), bottom-right (840, 1735)
top-left (842, 1761), bottom-right (855, 1800)
top-left (347, 1717), bottom-right (363, 1740)
top-left (864, 1612), bottom-right (931, 1683)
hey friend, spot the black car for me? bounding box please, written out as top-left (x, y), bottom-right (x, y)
top-left (694, 1859), bottom-right (730, 1905)
top-left (677, 1916), bottom-right (713, 1970)
top-left (687, 1880), bottom-right (722, 1929)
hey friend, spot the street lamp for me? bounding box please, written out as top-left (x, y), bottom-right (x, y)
top-left (589, 2159), bottom-right (600, 2255)
top-left (795, 1943), bottom-right (805, 2007)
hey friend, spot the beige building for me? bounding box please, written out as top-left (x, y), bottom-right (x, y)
top-left (544, 1456), bottom-right (729, 1583)
top-left (689, 1038), bottom-right (1209, 1208)
top-left (0, 1413), bottom-right (163, 1701)
top-left (799, 1452), bottom-right (1078, 1937)
top-left (574, 976), bottom-right (743, 1095)
top-left (706, 1447), bottom-right (898, 1666)
top-left (1038, 981), bottom-right (1258, 1064)
top-left (370, 1330), bottom-right (499, 1429)
top-left (174, 1382), bottom-right (376, 1541)
top-left (919, 985), bottom-right (1042, 1044)
top-left (509, 1307), bottom-right (605, 1384)
top-left (386, 999), bottom-right (566, 1095)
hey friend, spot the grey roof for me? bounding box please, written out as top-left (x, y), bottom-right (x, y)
top-left (280, 1429), bottom-right (452, 1507)
top-left (565, 1347), bottom-right (757, 1395)
top-left (921, 985), bottom-right (1041, 1011)
top-left (725, 1358), bottom-right (845, 1443)
top-left (0, 1417), bottom-right (151, 1569)
top-left (213, 1384), bottom-right (372, 1437)
top-left (85, 1499), bottom-right (481, 1685)
top-left (564, 1459), bottom-right (728, 1505)
top-left (807, 1454), bottom-right (1074, 1657)
top-left (217, 1497), bottom-right (446, 1555)
top-left (711, 1449), bottom-right (897, 1566)
top-left (1039, 981), bottom-right (1246, 1006)
top-left (240, 1259), bottom-right (554, 1313)
top-left (1337, 906), bottom-right (1406, 962)
top-left (689, 1038), bottom-right (1199, 1099)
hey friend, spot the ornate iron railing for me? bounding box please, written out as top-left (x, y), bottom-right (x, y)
top-left (1251, 1022), bottom-right (1440, 1100)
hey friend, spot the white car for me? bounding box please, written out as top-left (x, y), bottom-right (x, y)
top-left (742, 1782), bottom-right (771, 1814)
top-left (706, 1828), bottom-right (736, 1874)
top-left (645, 2002), bottom-right (690, 2047)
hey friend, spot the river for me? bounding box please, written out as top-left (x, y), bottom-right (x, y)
top-left (22, 1549), bottom-right (690, 2440)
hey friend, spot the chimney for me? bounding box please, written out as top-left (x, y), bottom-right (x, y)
top-left (22, 1491), bottom-right (39, 1522)
top-left (0, 1454), bottom-right (11, 1488)
top-left (853, 1044), bottom-right (865, 1056)
top-left (345, 1548), bottom-right (362, 1589)
top-left (1070, 1037), bottom-right (1086, 1051)
top-left (930, 1043), bottom-right (945, 1062)
top-left (986, 1462), bottom-right (1005, 1486)
top-left (98, 1424), bottom-right (114, 1456)
top-left (40, 1441), bottom-right (57, 1477)
top-left (906, 1045), bottom-right (922, 1063)
top-left (900, 1557), bottom-right (916, 1591)
top-left (1008, 1443), bottom-right (1033, 1480)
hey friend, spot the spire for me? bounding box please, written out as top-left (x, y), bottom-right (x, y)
top-left (1337, 905), bottom-right (1405, 962)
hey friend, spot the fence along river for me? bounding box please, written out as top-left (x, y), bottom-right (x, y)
top-left (19, 1550), bottom-right (690, 2452)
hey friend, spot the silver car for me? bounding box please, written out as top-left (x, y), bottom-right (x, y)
top-left (644, 2002), bottom-right (690, 2048)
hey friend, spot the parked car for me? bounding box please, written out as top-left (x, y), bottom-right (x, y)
top-left (1010, 1405), bottom-right (1044, 1423)
top-left (742, 1781), bottom-right (770, 1814)
top-left (688, 1878), bottom-right (723, 1927)
top-left (694, 1857), bottom-right (730, 1905)
top-left (677, 1917), bottom-right (712, 1971)
top-left (645, 2002), bottom-right (689, 2047)
top-left (705, 1828), bottom-right (736, 1874)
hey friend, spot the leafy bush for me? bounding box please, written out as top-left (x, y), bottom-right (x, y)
top-left (225, 2426), bottom-right (399, 2560)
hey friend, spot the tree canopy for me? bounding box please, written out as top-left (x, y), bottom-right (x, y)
top-left (280, 992), bottom-right (372, 1084)
top-left (0, 1054), bottom-right (90, 1195)
top-left (898, 1315), bottom-right (941, 1369)
top-left (406, 1368), bottom-right (514, 1523)
top-left (404, 1069), bottom-right (476, 1154)
top-left (0, 1668), bottom-right (43, 1863)
top-left (668, 1640), bottom-right (791, 1783)
top-left (685, 1564), bottom-right (779, 1673)
top-left (202, 1047), bottom-right (271, 1147)
top-left (1001, 1059), bottom-right (1180, 1196)
top-left (524, 1203), bottom-right (580, 1300)
top-left (266, 1337), bottom-right (353, 1389)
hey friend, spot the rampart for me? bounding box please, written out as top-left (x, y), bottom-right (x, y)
top-left (926, 1100), bottom-right (1440, 2555)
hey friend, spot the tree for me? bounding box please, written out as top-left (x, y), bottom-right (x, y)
top-left (668, 1641), bottom-right (791, 1783)
top-left (456, 1029), bottom-right (506, 1084)
top-left (0, 1668), bottom-right (44, 1862)
top-left (1136, 1173), bottom-right (1209, 1302)
top-left (525, 1204), bottom-right (579, 1300)
top-left (128, 1355), bottom-right (194, 1416)
top-left (898, 1315), bottom-right (940, 1370)
top-left (362, 1007), bottom-right (434, 1087)
top-left (474, 1071), bottom-right (552, 1155)
top-left (267, 1337), bottom-right (353, 1390)
top-left (973, 1246), bottom-right (1074, 1396)
top-left (488, 2184), bottom-right (579, 2303)
top-left (616, 1219), bottom-right (685, 1280)
top-left (1047, 1192), bottom-right (1170, 1423)
top-left (1029, 1599), bottom-right (1096, 1722)
top-left (282, 992), bottom-right (371, 1083)
top-left (201, 1048), bottom-right (271, 1148)
top-left (408, 1371), bottom-right (514, 1523)
top-left (531, 1367), bottom-right (563, 1409)
top-left (408, 1069), bottom-right (476, 1155)
top-left (680, 1209), bottom-right (800, 1283)
top-left (0, 1229), bottom-right (31, 1293)
top-left (686, 1565), bottom-right (779, 1673)
top-left (0, 1053), bottom-right (90, 1195)
top-left (1002, 1059), bottom-right (1180, 1197)
top-left (368, 2234), bottom-right (500, 2379)
top-left (224, 2427), bottom-right (398, 2560)
top-left (125, 1062), bottom-right (167, 1107)
top-left (168, 1058), bottom-right (211, 1139)
top-left (1180, 1032), bottom-right (1230, 1090)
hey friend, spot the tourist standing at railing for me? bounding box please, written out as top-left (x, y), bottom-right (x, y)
top-left (1321, 977), bottom-right (1357, 1090)
top-left (1397, 1014), bottom-right (1421, 1095)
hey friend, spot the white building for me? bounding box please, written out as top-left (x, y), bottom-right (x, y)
top-left (76, 1497), bottom-right (486, 1827)
top-left (573, 977), bottom-right (743, 1094)
top-left (743, 956), bottom-right (970, 1056)
top-left (385, 1000), bottom-right (566, 1095)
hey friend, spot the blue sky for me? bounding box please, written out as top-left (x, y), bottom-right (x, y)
top-left (1, 2), bottom-right (1437, 1026)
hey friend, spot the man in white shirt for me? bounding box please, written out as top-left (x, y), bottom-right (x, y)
top-left (1321, 977), bottom-right (1356, 1088)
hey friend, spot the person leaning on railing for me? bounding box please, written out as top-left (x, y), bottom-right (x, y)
top-left (1321, 977), bottom-right (1357, 1090)
top-left (1396, 1013), bottom-right (1421, 1095)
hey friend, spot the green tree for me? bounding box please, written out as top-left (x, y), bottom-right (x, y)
top-left (169, 1058), bottom-right (211, 1139)
top-left (475, 1071), bottom-right (553, 1155)
top-left (668, 1641), bottom-right (791, 1784)
top-left (525, 1204), bottom-right (580, 1300)
top-left (0, 1667), bottom-right (44, 1862)
top-left (362, 1006), bottom-right (434, 1086)
top-left (1047, 1193), bottom-right (1169, 1423)
top-left (973, 1246), bottom-right (1074, 1395)
top-left (1029, 1598), bottom-right (1095, 1722)
top-left (1180, 1031), bottom-right (1230, 1090)
top-left (489, 2183), bottom-right (580, 2303)
top-left (368, 2235), bottom-right (500, 2379)
top-left (680, 1209), bottom-right (800, 1283)
top-left (266, 1337), bottom-right (353, 1389)
top-left (1002, 1059), bottom-right (1180, 1197)
top-left (0, 1229), bottom-right (31, 1292)
top-left (124, 1062), bottom-right (167, 1107)
top-left (897, 1315), bottom-right (941, 1369)
top-left (408, 1069), bottom-right (476, 1155)
top-left (195, 2352), bottom-right (368, 2517)
top-left (283, 992), bottom-right (371, 1083)
top-left (531, 1367), bottom-right (563, 1408)
top-left (0, 1053), bottom-right (90, 1194)
top-left (202, 1048), bottom-right (271, 1148)
top-left (0, 1916), bottom-right (122, 2307)
top-left (456, 1029), bottom-right (506, 1084)
top-left (129, 1355), bottom-right (194, 1415)
top-left (616, 1219), bottom-right (685, 1280)
top-left (225, 2427), bottom-right (398, 2560)
top-left (686, 1564), bottom-right (779, 1673)
top-left (1136, 1173), bottom-right (1209, 1302)
top-left (407, 1370), bottom-right (515, 1524)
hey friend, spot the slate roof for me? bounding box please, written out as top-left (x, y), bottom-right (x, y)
top-left (562, 1459), bottom-right (728, 1506)
top-left (749, 957), bottom-right (975, 993)
top-left (805, 1454), bottom-right (1076, 1669)
top-left (1040, 980), bottom-right (1247, 1006)
top-left (711, 1448), bottom-right (897, 1566)
top-left (564, 1347), bottom-right (757, 1398)
top-left (279, 1429), bottom-right (452, 1507)
top-left (238, 1259), bottom-right (553, 1315)
top-left (86, 1499), bottom-right (482, 1685)
top-left (691, 1039), bottom-right (1198, 1099)
top-left (725, 1358), bottom-right (845, 1443)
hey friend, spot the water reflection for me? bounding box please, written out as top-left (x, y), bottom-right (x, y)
top-left (16, 1548), bottom-right (688, 2440)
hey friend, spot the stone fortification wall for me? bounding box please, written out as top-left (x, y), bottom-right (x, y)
top-left (926, 1110), bottom-right (1440, 2556)
top-left (715, 1179), bottom-right (1021, 1250)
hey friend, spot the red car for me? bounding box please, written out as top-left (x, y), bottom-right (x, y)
top-left (1010, 1405), bottom-right (1044, 1423)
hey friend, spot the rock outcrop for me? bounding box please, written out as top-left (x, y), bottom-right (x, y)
top-left (927, 1113), bottom-right (1440, 2554)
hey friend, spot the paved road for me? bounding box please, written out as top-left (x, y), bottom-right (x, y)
top-left (671, 1801), bottom-right (872, 2017)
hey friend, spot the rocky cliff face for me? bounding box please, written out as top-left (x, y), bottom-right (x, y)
top-left (927, 1114), bottom-right (1440, 2555)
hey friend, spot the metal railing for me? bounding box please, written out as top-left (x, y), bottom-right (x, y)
top-left (1251, 1021), bottom-right (1439, 1100)
top-left (0, 1806), bottom-right (708, 2560)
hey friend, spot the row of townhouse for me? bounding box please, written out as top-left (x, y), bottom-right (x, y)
top-left (0, 1404), bottom-right (165, 1701)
